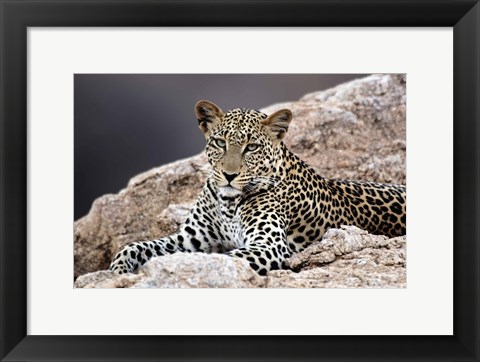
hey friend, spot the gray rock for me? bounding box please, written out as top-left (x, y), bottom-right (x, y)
top-left (75, 253), bottom-right (265, 288)
top-left (268, 226), bottom-right (406, 288)
top-left (74, 154), bottom-right (207, 278)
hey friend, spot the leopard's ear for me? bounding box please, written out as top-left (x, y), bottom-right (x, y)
top-left (195, 100), bottom-right (224, 137)
top-left (261, 109), bottom-right (292, 143)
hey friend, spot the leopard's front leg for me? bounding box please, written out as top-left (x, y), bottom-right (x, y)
top-left (109, 185), bottom-right (222, 274)
top-left (226, 199), bottom-right (292, 276)
top-left (226, 238), bottom-right (291, 276)
top-left (109, 233), bottom-right (184, 274)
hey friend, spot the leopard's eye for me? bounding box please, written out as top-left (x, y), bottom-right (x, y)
top-left (245, 143), bottom-right (260, 152)
top-left (214, 139), bottom-right (226, 148)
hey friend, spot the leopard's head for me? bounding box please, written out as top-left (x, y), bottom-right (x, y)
top-left (195, 100), bottom-right (292, 197)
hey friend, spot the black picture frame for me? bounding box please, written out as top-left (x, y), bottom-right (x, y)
top-left (1, 1), bottom-right (479, 361)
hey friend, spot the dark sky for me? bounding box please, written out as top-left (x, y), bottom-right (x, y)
top-left (74, 74), bottom-right (367, 220)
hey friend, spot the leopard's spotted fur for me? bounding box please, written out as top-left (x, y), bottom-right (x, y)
top-left (109, 101), bottom-right (406, 276)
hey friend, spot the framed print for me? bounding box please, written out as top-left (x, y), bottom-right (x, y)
top-left (1, 1), bottom-right (479, 361)
top-left (72, 72), bottom-right (406, 289)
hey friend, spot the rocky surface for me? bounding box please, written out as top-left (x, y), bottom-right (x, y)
top-left (75, 253), bottom-right (264, 288)
top-left (74, 74), bottom-right (406, 287)
top-left (74, 154), bottom-right (207, 278)
top-left (75, 226), bottom-right (406, 288)
top-left (264, 74), bottom-right (406, 184)
top-left (267, 226), bottom-right (406, 288)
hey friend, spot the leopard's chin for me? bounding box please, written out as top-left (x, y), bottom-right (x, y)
top-left (217, 186), bottom-right (243, 198)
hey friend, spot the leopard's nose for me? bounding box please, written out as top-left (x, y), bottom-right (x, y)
top-left (223, 172), bottom-right (239, 184)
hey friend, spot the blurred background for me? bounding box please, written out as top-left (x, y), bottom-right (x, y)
top-left (74, 74), bottom-right (368, 220)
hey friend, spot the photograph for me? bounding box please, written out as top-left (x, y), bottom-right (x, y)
top-left (74, 73), bottom-right (407, 288)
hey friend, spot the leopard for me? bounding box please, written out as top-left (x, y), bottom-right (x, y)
top-left (109, 100), bottom-right (406, 276)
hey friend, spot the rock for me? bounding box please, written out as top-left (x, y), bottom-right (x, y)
top-left (284, 225), bottom-right (403, 271)
top-left (74, 154), bottom-right (207, 278)
top-left (74, 74), bottom-right (406, 283)
top-left (75, 253), bottom-right (265, 288)
top-left (267, 226), bottom-right (406, 288)
top-left (74, 270), bottom-right (144, 288)
top-left (263, 73), bottom-right (406, 184)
